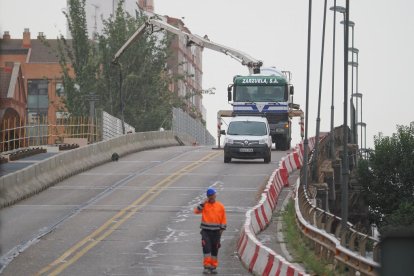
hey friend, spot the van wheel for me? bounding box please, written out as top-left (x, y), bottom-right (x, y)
top-left (264, 149), bottom-right (271, 163)
top-left (224, 155), bottom-right (231, 163)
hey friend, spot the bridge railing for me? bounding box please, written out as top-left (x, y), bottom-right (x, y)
top-left (295, 129), bottom-right (380, 275)
top-left (296, 183), bottom-right (380, 275)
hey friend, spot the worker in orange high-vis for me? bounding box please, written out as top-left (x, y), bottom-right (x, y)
top-left (194, 188), bottom-right (227, 274)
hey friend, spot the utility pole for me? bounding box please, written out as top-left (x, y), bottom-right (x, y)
top-left (341, 0), bottom-right (350, 231)
top-left (312, 0), bottom-right (328, 181)
top-left (303, 0), bottom-right (313, 190)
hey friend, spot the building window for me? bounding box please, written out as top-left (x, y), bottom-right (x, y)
top-left (27, 79), bottom-right (49, 123)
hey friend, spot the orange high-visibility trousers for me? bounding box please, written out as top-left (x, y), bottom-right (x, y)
top-left (201, 229), bottom-right (221, 268)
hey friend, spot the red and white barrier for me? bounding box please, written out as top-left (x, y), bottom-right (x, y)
top-left (237, 144), bottom-right (307, 275)
top-left (237, 135), bottom-right (328, 275)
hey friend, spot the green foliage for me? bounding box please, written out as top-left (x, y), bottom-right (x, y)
top-left (56, 0), bottom-right (186, 131)
top-left (358, 124), bottom-right (414, 233)
top-left (58, 0), bottom-right (98, 116)
top-left (96, 3), bottom-right (176, 131)
top-left (382, 202), bottom-right (414, 234)
top-left (282, 200), bottom-right (336, 275)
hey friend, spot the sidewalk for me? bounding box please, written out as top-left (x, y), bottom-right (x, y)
top-left (0, 152), bottom-right (58, 177)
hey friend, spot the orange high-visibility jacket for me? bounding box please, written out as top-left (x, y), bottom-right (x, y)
top-left (194, 201), bottom-right (227, 231)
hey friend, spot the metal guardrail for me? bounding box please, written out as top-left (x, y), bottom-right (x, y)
top-left (296, 183), bottom-right (380, 275)
top-left (296, 129), bottom-right (380, 275)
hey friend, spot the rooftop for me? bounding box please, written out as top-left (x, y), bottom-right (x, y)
top-left (0, 30), bottom-right (72, 63)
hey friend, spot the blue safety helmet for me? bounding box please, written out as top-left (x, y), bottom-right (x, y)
top-left (206, 188), bottom-right (216, 196)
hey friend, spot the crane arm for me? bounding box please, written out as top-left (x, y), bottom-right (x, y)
top-left (112, 23), bottom-right (147, 64)
top-left (112, 17), bottom-right (262, 73)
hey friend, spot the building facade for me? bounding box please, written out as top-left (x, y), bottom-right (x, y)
top-left (69, 0), bottom-right (141, 39)
top-left (0, 0), bottom-right (206, 151)
top-left (77, 0), bottom-right (206, 121)
top-left (164, 16), bottom-right (204, 121)
top-left (0, 29), bottom-right (73, 147)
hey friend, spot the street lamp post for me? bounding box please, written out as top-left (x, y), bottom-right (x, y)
top-left (353, 91), bottom-right (362, 148)
top-left (329, 3), bottom-right (346, 160)
top-left (119, 63), bottom-right (125, 135)
top-left (348, 60), bottom-right (358, 148)
top-left (341, 20), bottom-right (356, 144)
top-left (302, 0), bottom-right (313, 191)
top-left (341, 0), bottom-right (350, 231)
top-left (331, 2), bottom-right (351, 232)
top-left (329, 0), bottom-right (345, 160)
top-left (312, 0), bottom-right (328, 182)
top-left (349, 47), bottom-right (359, 148)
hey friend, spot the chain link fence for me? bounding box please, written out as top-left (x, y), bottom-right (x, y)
top-left (172, 108), bottom-right (215, 145)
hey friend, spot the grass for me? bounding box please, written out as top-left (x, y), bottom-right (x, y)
top-left (282, 199), bottom-right (337, 276)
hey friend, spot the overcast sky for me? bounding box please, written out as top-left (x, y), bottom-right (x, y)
top-left (1, 0), bottom-right (413, 148)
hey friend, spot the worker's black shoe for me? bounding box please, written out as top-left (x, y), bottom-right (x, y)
top-left (210, 267), bottom-right (218, 274)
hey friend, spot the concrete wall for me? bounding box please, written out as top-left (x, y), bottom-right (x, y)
top-left (0, 131), bottom-right (195, 208)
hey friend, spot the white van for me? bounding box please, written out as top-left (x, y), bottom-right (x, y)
top-left (221, 116), bottom-right (272, 163)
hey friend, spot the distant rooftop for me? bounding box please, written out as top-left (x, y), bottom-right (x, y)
top-left (0, 30), bottom-right (72, 63)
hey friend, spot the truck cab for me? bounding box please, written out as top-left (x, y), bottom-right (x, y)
top-left (221, 116), bottom-right (272, 163)
top-left (227, 69), bottom-right (294, 150)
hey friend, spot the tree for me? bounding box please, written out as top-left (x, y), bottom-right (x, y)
top-left (358, 124), bottom-right (414, 233)
top-left (58, 0), bottom-right (98, 116)
top-left (54, 0), bottom-right (183, 131)
top-left (96, 3), bottom-right (177, 131)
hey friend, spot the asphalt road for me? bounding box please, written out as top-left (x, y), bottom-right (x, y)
top-left (0, 145), bottom-right (288, 275)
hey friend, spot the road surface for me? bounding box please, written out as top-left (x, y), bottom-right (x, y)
top-left (0, 145), bottom-right (288, 275)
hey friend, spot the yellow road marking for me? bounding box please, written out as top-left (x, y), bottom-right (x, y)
top-left (37, 151), bottom-right (220, 275)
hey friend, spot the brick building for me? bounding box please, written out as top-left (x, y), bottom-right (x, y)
top-left (0, 29), bottom-right (73, 148)
top-left (164, 16), bottom-right (204, 120)
top-left (1, 0), bottom-right (205, 150)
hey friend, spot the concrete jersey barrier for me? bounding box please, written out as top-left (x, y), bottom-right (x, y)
top-left (0, 131), bottom-right (195, 209)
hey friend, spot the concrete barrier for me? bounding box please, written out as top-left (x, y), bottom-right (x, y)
top-left (237, 136), bottom-right (328, 275)
top-left (0, 131), bottom-right (195, 208)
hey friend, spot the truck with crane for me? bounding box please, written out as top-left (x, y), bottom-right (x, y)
top-left (113, 16), bottom-right (303, 150)
top-left (226, 67), bottom-right (300, 150)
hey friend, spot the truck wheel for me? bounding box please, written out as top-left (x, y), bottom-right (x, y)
top-left (224, 155), bottom-right (231, 163)
top-left (276, 140), bottom-right (285, 151)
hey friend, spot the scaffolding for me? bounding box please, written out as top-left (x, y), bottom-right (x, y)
top-left (0, 115), bottom-right (100, 152)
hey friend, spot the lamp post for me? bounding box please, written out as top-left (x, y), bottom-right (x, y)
top-left (354, 89), bottom-right (366, 158)
top-left (302, 0), bottom-right (313, 190)
top-left (117, 62), bottom-right (126, 135)
top-left (329, 3), bottom-right (346, 160)
top-left (341, 20), bottom-right (356, 144)
top-left (341, 0), bottom-right (350, 231)
top-left (330, 1), bottom-right (350, 232)
top-left (348, 60), bottom-right (358, 147)
top-left (349, 47), bottom-right (359, 147)
top-left (312, 0), bottom-right (328, 182)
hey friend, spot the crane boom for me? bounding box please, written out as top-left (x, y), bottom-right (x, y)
top-left (112, 17), bottom-right (262, 74)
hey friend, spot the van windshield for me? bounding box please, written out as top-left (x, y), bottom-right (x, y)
top-left (227, 121), bottom-right (267, 136)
